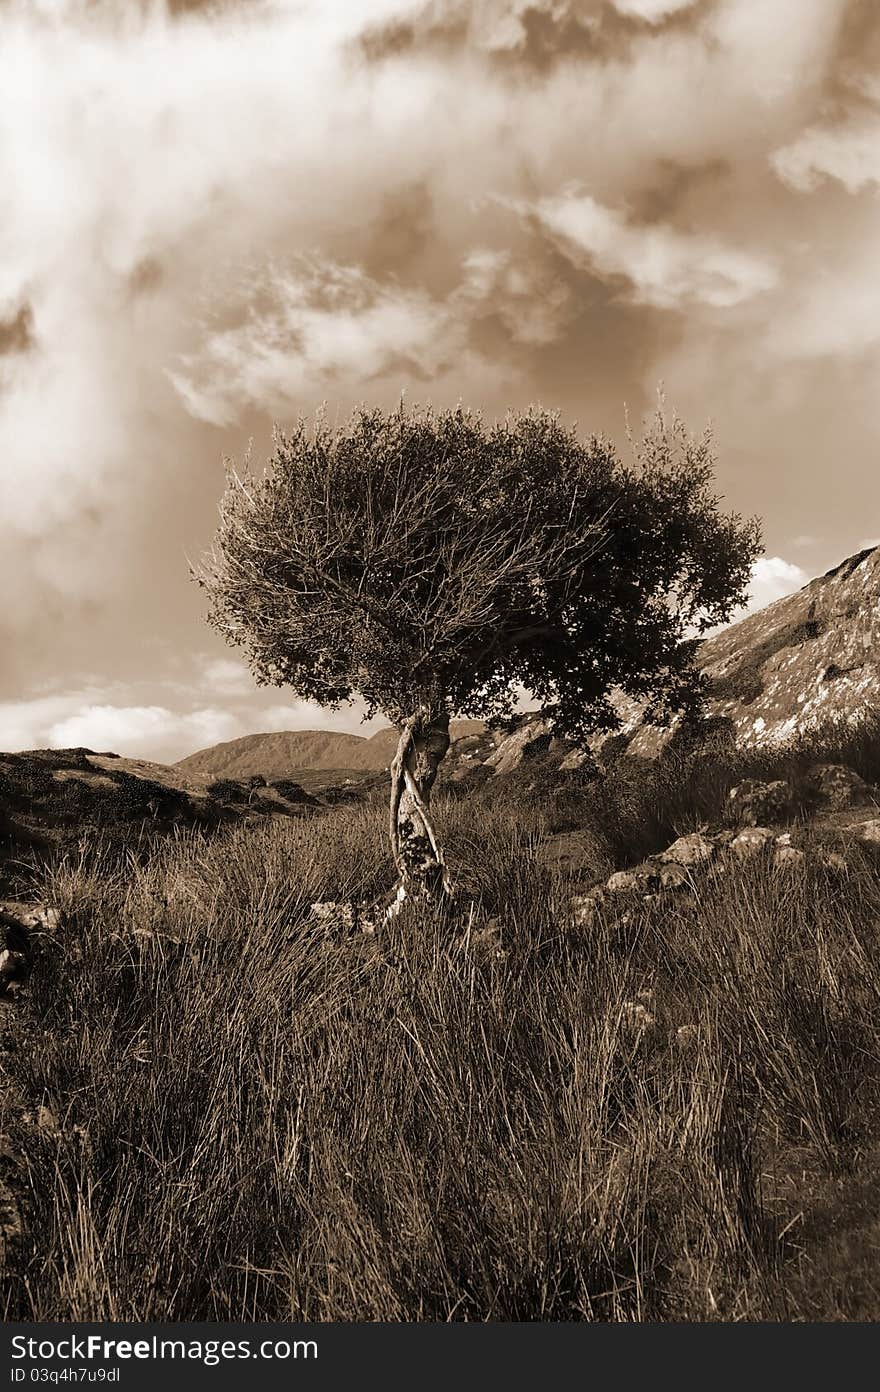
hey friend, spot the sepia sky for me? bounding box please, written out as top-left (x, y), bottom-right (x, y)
top-left (2, 0), bottom-right (879, 762)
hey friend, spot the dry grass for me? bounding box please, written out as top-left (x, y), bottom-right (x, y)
top-left (3, 726), bottom-right (880, 1322)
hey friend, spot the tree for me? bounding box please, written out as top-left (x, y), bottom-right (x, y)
top-left (197, 403), bottom-right (761, 908)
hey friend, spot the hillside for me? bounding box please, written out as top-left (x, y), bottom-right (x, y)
top-left (176, 720), bottom-right (486, 782)
top-left (623, 543), bottom-right (880, 756)
top-left (0, 747), bottom-right (315, 893)
top-left (442, 544), bottom-right (880, 782)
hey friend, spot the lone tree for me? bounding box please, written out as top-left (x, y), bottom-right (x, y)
top-left (197, 404), bottom-right (760, 905)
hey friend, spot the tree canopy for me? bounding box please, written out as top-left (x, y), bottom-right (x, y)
top-left (198, 403), bottom-right (761, 745)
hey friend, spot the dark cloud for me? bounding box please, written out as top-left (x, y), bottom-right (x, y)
top-left (127, 257), bottom-right (164, 296)
top-left (357, 1), bottom-right (711, 72)
top-left (0, 303), bottom-right (34, 356)
top-left (357, 11), bottom-right (466, 64)
top-left (497, 1), bottom-right (712, 72)
top-left (627, 158), bottom-right (731, 224)
top-left (832, 0), bottom-right (880, 83)
top-left (358, 182), bottom-right (435, 282)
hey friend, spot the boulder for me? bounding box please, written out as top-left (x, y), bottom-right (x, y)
top-left (659, 833), bottom-right (716, 867)
top-left (728, 779), bottom-right (792, 827)
top-left (308, 900), bottom-right (370, 934)
top-left (606, 869), bottom-right (640, 895)
top-left (659, 862), bottom-right (691, 892)
top-left (773, 844), bottom-right (806, 870)
top-left (606, 864), bottom-right (660, 895)
top-left (804, 763), bottom-right (874, 810)
top-left (730, 826), bottom-right (776, 858)
top-left (0, 901), bottom-right (61, 933)
top-left (484, 720), bottom-right (554, 777)
top-left (570, 889), bottom-right (606, 927)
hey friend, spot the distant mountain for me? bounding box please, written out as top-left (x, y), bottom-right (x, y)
top-left (175, 721), bottom-right (486, 782)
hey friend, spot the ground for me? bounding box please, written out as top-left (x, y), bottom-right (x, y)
top-left (2, 716), bottom-right (880, 1320)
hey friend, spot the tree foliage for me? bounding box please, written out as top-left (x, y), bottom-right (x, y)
top-left (198, 404), bottom-right (761, 743)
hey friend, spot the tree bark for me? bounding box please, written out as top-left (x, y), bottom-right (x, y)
top-left (388, 711), bottom-right (451, 910)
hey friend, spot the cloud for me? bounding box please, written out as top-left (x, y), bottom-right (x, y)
top-left (765, 232), bottom-right (880, 359)
top-left (171, 258), bottom-right (466, 426)
top-left (0, 0), bottom-right (446, 608)
top-left (744, 556), bottom-right (809, 614)
top-left (773, 113), bottom-right (880, 193)
top-left (47, 705), bottom-right (242, 759)
top-left (527, 193), bottom-right (777, 309)
top-left (0, 656), bottom-right (388, 761)
top-left (198, 657), bottom-right (256, 697)
top-left (611, 0), bottom-right (696, 21)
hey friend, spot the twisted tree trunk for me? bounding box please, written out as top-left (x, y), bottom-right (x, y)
top-left (388, 710), bottom-right (452, 912)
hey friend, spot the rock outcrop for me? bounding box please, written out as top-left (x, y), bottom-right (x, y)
top-left (567, 761), bottom-right (879, 931)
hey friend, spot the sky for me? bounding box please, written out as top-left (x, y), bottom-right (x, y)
top-left (2, 0), bottom-right (879, 763)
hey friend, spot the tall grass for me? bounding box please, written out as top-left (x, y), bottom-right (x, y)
top-left (3, 762), bottom-right (880, 1321)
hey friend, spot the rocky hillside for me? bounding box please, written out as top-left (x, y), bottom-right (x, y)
top-left (176, 721), bottom-right (486, 783)
top-left (625, 543), bottom-right (880, 756)
top-left (447, 544), bottom-right (880, 782)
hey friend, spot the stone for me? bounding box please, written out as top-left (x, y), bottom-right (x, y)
top-left (620, 1001), bottom-right (656, 1034)
top-left (570, 889), bottom-right (606, 927)
top-left (657, 862), bottom-right (688, 891)
top-left (0, 901), bottom-right (61, 933)
top-left (818, 848), bottom-right (848, 873)
top-left (730, 826), bottom-right (776, 858)
top-left (606, 864), bottom-right (660, 895)
top-left (606, 869), bottom-right (639, 894)
top-left (805, 763), bottom-right (874, 810)
top-left (857, 819), bottom-right (880, 845)
top-left (308, 900), bottom-right (357, 932)
top-left (675, 1024), bottom-right (698, 1050)
top-left (659, 833), bottom-right (716, 867)
top-left (773, 845), bottom-right (806, 870)
top-left (484, 719), bottom-right (553, 776)
top-left (728, 779), bottom-right (792, 827)
top-left (558, 747), bottom-right (593, 773)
